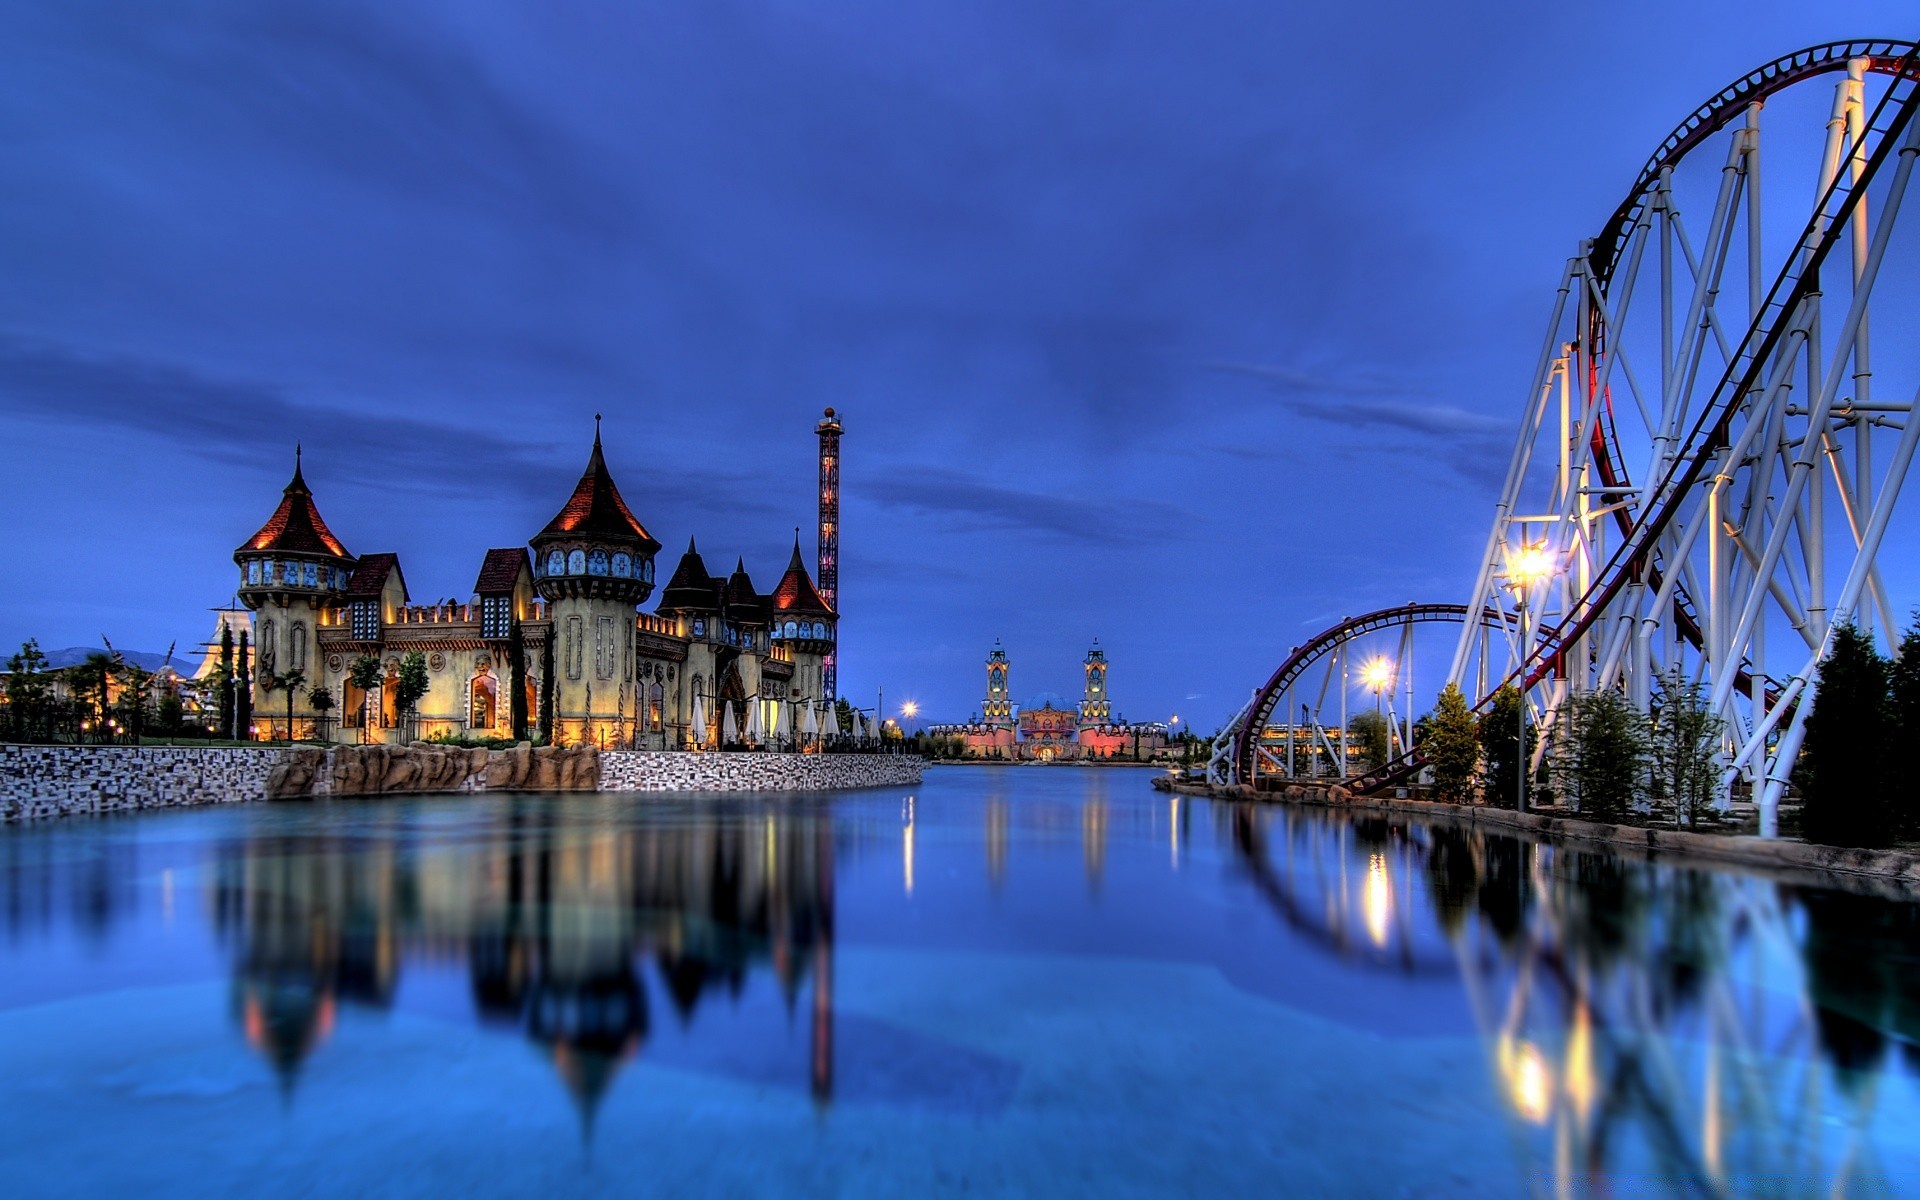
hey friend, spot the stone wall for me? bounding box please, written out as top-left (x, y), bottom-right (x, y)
top-left (0, 745), bottom-right (287, 822)
top-left (599, 751), bottom-right (926, 792)
top-left (3, 744), bottom-right (925, 821)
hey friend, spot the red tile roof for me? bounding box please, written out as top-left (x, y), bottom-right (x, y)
top-left (770, 541), bottom-right (833, 616)
top-left (473, 547), bottom-right (528, 595)
top-left (237, 458), bottom-right (351, 559)
top-left (347, 553), bottom-right (405, 600)
top-left (533, 432), bottom-right (660, 551)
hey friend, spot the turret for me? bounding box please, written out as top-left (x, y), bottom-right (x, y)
top-left (529, 419), bottom-right (661, 606)
top-left (233, 448), bottom-right (354, 735)
top-left (771, 536), bottom-right (836, 704)
top-left (530, 421), bottom-right (661, 746)
top-left (984, 640), bottom-right (1012, 727)
top-left (1080, 639), bottom-right (1110, 725)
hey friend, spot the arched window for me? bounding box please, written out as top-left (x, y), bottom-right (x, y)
top-left (302, 563), bottom-right (318, 588)
top-left (612, 552), bottom-right (632, 578)
top-left (642, 558), bottom-right (655, 583)
top-left (649, 683), bottom-right (664, 731)
top-left (545, 550), bottom-right (564, 578)
top-left (283, 561), bottom-right (298, 586)
top-left (588, 550), bottom-right (609, 576)
top-left (811, 621), bottom-right (825, 639)
top-left (470, 672), bottom-right (498, 729)
top-left (247, 561), bottom-right (261, 586)
top-left (567, 549), bottom-right (586, 575)
top-left (784, 620), bottom-right (798, 638)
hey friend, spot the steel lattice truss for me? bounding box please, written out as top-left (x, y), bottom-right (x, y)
top-left (1219, 43), bottom-right (1920, 835)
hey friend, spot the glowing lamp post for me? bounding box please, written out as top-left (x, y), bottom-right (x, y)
top-left (1505, 541), bottom-right (1557, 812)
top-left (1361, 656), bottom-right (1393, 763)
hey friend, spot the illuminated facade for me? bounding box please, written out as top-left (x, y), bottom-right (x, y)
top-left (231, 417), bottom-right (839, 748)
top-left (932, 640), bottom-right (1170, 761)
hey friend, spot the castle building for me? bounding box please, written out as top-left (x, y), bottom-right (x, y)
top-left (231, 413), bottom-right (842, 748)
top-left (931, 640), bottom-right (1171, 762)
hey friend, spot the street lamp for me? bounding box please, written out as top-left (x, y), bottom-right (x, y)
top-left (901, 700), bottom-right (919, 737)
top-left (1504, 540), bottom-right (1557, 811)
top-left (1361, 656), bottom-right (1393, 763)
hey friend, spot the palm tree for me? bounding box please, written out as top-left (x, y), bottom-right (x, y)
top-left (265, 668), bottom-right (306, 743)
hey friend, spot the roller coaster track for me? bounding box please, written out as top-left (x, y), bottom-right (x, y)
top-left (1223, 43), bottom-right (1920, 817)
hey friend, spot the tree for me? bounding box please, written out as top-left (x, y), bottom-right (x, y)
top-left (264, 668), bottom-right (306, 742)
top-left (1425, 684), bottom-right (1479, 804)
top-left (218, 624), bottom-right (236, 739)
top-left (1559, 689), bottom-right (1648, 821)
top-left (1802, 622), bottom-right (1894, 848)
top-left (1481, 685), bottom-right (1534, 811)
top-left (1649, 667), bottom-right (1725, 828)
top-left (5, 639), bottom-right (53, 742)
top-left (507, 621), bottom-right (529, 742)
top-left (71, 650), bottom-right (119, 740)
top-left (236, 630), bottom-right (253, 738)
top-left (348, 655), bottom-right (383, 741)
top-left (395, 650), bottom-right (430, 738)
top-left (307, 684), bottom-right (335, 742)
top-left (1349, 709), bottom-right (1391, 771)
top-left (1890, 612), bottom-right (1920, 836)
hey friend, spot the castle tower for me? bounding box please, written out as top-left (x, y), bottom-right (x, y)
top-left (771, 536), bottom-right (837, 705)
top-left (530, 419), bottom-right (661, 746)
top-left (815, 408), bottom-right (842, 700)
top-left (1080, 640), bottom-right (1110, 726)
top-left (234, 447), bottom-right (355, 738)
top-left (983, 640), bottom-right (1012, 728)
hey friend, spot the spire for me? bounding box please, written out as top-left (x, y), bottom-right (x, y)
top-left (532, 424), bottom-right (660, 550)
top-left (593, 412), bottom-right (602, 447)
top-left (237, 447), bottom-right (349, 558)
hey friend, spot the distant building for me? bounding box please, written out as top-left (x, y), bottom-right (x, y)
top-left (931, 640), bottom-right (1170, 761)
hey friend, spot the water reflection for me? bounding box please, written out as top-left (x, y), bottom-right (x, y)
top-left (209, 799), bottom-right (837, 1127)
top-left (1231, 804), bottom-right (1920, 1195)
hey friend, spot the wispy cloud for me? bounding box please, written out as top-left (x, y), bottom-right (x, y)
top-left (859, 465), bottom-right (1191, 544)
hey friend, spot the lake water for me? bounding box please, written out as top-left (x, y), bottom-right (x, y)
top-left (2, 765), bottom-right (1918, 1197)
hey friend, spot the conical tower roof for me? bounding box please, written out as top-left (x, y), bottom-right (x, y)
top-left (237, 449), bottom-right (351, 559)
top-left (658, 538), bottom-right (720, 612)
top-left (770, 537), bottom-right (833, 617)
top-left (533, 422), bottom-right (661, 553)
top-left (724, 558), bottom-right (767, 625)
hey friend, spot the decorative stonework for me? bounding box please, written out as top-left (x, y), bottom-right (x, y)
top-left (0, 745), bottom-right (286, 822)
top-left (2, 745), bottom-right (925, 821)
top-left (600, 752), bottom-right (925, 793)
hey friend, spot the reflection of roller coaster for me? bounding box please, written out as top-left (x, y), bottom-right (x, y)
top-left (1225, 799), bottom-right (1916, 1193)
top-left (1217, 43), bottom-right (1920, 832)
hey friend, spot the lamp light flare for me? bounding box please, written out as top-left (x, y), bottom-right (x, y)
top-left (1360, 656), bottom-right (1394, 694)
top-left (1506, 542), bottom-right (1556, 587)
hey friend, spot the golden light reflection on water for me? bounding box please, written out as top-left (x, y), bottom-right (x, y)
top-left (1364, 852), bottom-right (1392, 947)
top-left (1499, 1035), bottom-right (1553, 1125)
top-left (903, 796), bottom-right (915, 896)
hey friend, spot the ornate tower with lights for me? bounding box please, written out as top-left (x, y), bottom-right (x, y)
top-left (983, 641), bottom-right (1012, 728)
top-left (815, 407), bottom-right (842, 700)
top-left (529, 418), bottom-right (662, 746)
top-left (234, 447), bottom-right (356, 736)
top-left (1080, 640), bottom-right (1110, 726)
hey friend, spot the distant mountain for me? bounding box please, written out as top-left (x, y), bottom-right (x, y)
top-left (36, 646), bottom-right (199, 673)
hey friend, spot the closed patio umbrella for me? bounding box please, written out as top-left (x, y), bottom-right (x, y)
top-left (824, 703), bottom-right (842, 739)
top-left (721, 700), bottom-right (737, 746)
top-left (745, 695), bottom-right (763, 743)
top-left (689, 693), bottom-right (707, 748)
top-left (773, 699), bottom-right (791, 748)
top-left (800, 702), bottom-right (818, 743)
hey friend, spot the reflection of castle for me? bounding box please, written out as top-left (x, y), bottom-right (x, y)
top-left (931, 640), bottom-right (1171, 761)
top-left (229, 411), bottom-right (844, 747)
top-left (210, 801), bottom-right (837, 1124)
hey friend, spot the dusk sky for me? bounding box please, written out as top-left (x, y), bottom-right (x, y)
top-left (0, 2), bottom-right (1910, 729)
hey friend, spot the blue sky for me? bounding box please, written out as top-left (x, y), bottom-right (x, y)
top-left (0, 2), bottom-right (1911, 728)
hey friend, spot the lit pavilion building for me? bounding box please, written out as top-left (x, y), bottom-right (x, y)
top-left (931, 640), bottom-right (1171, 761)
top-left (230, 414), bottom-right (842, 748)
